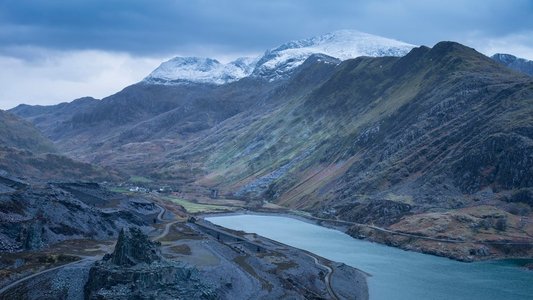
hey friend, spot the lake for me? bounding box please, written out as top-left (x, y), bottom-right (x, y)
top-left (206, 214), bottom-right (533, 300)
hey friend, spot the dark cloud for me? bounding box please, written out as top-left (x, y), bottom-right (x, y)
top-left (1, 0), bottom-right (532, 109)
top-left (1, 0), bottom-right (532, 57)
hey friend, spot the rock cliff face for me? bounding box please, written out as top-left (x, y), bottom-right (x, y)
top-left (84, 227), bottom-right (215, 299)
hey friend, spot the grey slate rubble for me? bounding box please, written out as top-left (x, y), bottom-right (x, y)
top-left (84, 227), bottom-right (215, 299)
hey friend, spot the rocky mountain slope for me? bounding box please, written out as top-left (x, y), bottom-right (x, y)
top-left (0, 110), bottom-right (56, 154)
top-left (9, 97), bottom-right (100, 140)
top-left (0, 147), bottom-right (119, 183)
top-left (0, 108), bottom-right (117, 182)
top-left (492, 53), bottom-right (533, 76)
top-left (163, 42), bottom-right (532, 212)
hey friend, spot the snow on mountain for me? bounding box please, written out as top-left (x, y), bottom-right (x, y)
top-left (491, 53), bottom-right (533, 76)
top-left (143, 56), bottom-right (257, 85)
top-left (143, 30), bottom-right (416, 85)
top-left (252, 30), bottom-right (416, 81)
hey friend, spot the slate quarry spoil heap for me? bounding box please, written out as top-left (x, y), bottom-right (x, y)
top-left (84, 227), bottom-right (215, 299)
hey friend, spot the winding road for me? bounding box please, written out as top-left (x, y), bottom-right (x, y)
top-left (153, 204), bottom-right (178, 241)
top-left (305, 253), bottom-right (338, 300)
top-left (155, 204), bottom-right (166, 221)
top-left (307, 215), bottom-right (533, 245)
top-left (0, 257), bottom-right (96, 296)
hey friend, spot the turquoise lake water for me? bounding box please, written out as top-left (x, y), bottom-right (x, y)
top-left (207, 214), bottom-right (533, 300)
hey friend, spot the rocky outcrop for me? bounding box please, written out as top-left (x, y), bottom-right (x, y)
top-left (453, 133), bottom-right (533, 193)
top-left (334, 200), bottom-right (412, 227)
top-left (84, 227), bottom-right (215, 299)
top-left (108, 227), bottom-right (161, 266)
top-left (21, 221), bottom-right (45, 250)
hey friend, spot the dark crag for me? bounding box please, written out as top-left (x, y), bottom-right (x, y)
top-left (84, 227), bottom-right (215, 300)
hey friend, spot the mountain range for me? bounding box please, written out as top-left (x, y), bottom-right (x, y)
top-left (144, 30), bottom-right (415, 85)
top-left (6, 30), bottom-right (533, 261)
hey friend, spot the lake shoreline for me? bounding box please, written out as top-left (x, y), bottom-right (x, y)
top-left (199, 209), bottom-right (533, 263)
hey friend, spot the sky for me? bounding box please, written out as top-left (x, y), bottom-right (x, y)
top-left (0, 0), bottom-right (532, 109)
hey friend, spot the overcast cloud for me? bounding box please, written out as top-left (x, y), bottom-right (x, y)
top-left (1, 0), bottom-right (532, 109)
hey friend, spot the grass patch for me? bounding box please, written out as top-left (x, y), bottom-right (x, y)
top-left (164, 195), bottom-right (234, 213)
top-left (107, 187), bottom-right (132, 194)
top-left (291, 210), bottom-right (313, 217)
top-left (274, 260), bottom-right (298, 271)
top-left (129, 175), bottom-right (153, 183)
top-left (385, 193), bottom-right (414, 205)
top-left (169, 244), bottom-right (192, 255)
top-left (159, 224), bottom-right (204, 241)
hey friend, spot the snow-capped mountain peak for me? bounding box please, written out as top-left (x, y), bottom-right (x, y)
top-left (143, 56), bottom-right (257, 85)
top-left (143, 30), bottom-right (416, 85)
top-left (252, 30), bottom-right (416, 80)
